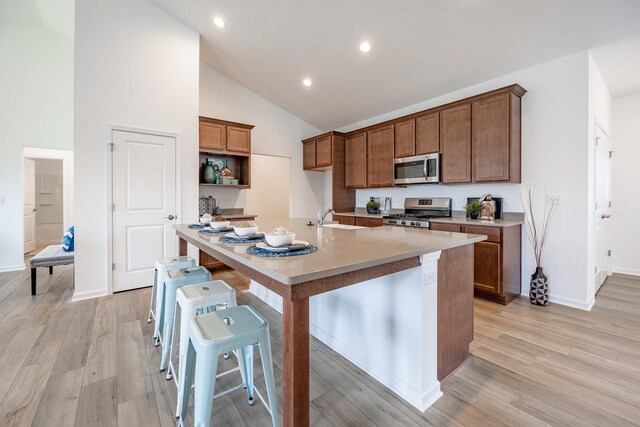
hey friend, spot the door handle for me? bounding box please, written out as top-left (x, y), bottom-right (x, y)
top-left (601, 214), bottom-right (612, 219)
top-left (33, 208), bottom-right (37, 212)
top-left (165, 214), bottom-right (176, 220)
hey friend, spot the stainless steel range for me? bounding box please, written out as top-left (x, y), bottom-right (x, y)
top-left (383, 197), bottom-right (452, 228)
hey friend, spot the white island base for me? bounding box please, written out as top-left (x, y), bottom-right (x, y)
top-left (250, 252), bottom-right (443, 411)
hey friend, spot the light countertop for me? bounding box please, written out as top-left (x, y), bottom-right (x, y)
top-left (429, 216), bottom-right (523, 228)
top-left (175, 218), bottom-right (486, 285)
top-left (333, 211), bottom-right (384, 219)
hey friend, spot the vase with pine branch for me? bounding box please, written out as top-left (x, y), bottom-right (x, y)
top-left (522, 186), bottom-right (557, 306)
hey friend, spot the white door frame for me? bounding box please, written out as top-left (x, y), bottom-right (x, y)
top-left (22, 147), bottom-right (74, 245)
top-left (105, 125), bottom-right (182, 295)
top-left (594, 119), bottom-right (613, 293)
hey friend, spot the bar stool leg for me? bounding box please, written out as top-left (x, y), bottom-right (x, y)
top-left (148, 269), bottom-right (158, 323)
top-left (179, 340), bottom-right (197, 421)
top-left (153, 283), bottom-right (165, 345)
top-left (194, 348), bottom-right (218, 427)
top-left (174, 303), bottom-right (198, 415)
top-left (259, 328), bottom-right (280, 426)
top-left (160, 289), bottom-right (177, 372)
top-left (240, 345), bottom-right (255, 405)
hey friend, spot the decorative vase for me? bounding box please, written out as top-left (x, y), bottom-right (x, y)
top-left (367, 208), bottom-right (379, 214)
top-left (203, 159), bottom-right (215, 184)
top-left (530, 266), bottom-right (549, 306)
top-left (469, 212), bottom-right (480, 220)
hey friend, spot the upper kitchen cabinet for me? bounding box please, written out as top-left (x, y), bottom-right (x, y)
top-left (199, 116), bottom-right (253, 155)
top-left (394, 119), bottom-right (415, 158)
top-left (367, 125), bottom-right (395, 188)
top-left (440, 103), bottom-right (472, 184)
top-left (472, 86), bottom-right (525, 183)
top-left (301, 132), bottom-right (355, 212)
top-left (345, 132), bottom-right (367, 189)
top-left (415, 112), bottom-right (440, 155)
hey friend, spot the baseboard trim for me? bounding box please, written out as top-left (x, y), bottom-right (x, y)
top-left (612, 267), bottom-right (640, 277)
top-left (0, 263), bottom-right (26, 272)
top-left (72, 289), bottom-right (108, 301)
top-left (550, 294), bottom-right (594, 311)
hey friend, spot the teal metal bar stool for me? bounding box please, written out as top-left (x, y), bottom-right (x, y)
top-left (159, 266), bottom-right (211, 373)
top-left (148, 256), bottom-right (196, 346)
top-left (178, 305), bottom-right (280, 427)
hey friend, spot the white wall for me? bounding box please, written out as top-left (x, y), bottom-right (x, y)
top-left (0, 25), bottom-right (73, 271)
top-left (199, 63), bottom-right (324, 219)
top-left (337, 51), bottom-right (596, 309)
top-left (612, 92), bottom-right (640, 276)
top-left (74, 0), bottom-right (200, 300)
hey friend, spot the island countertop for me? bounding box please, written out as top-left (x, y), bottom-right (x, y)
top-left (175, 218), bottom-right (486, 286)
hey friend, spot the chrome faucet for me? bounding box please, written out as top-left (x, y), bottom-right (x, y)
top-left (317, 208), bottom-right (335, 226)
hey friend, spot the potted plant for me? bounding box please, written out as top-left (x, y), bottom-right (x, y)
top-left (366, 200), bottom-right (381, 214)
top-left (521, 186), bottom-right (558, 306)
top-left (464, 199), bottom-right (483, 219)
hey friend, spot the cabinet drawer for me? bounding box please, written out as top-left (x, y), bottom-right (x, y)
top-left (473, 241), bottom-right (502, 294)
top-left (430, 223), bottom-right (461, 233)
top-left (355, 217), bottom-right (383, 227)
top-left (462, 225), bottom-right (501, 243)
top-left (333, 215), bottom-right (356, 226)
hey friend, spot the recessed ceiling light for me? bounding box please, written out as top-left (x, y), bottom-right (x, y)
top-left (213, 16), bottom-right (226, 28)
top-left (359, 41), bottom-right (371, 53)
top-left (302, 78), bottom-right (312, 87)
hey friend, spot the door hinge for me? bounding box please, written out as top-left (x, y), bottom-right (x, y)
top-left (609, 151), bottom-right (613, 158)
top-left (112, 203), bottom-right (115, 212)
top-left (110, 143), bottom-right (114, 152)
top-left (112, 262), bottom-right (116, 271)
top-left (608, 250), bottom-right (611, 257)
top-left (595, 266), bottom-right (597, 274)
top-left (609, 201), bottom-right (612, 208)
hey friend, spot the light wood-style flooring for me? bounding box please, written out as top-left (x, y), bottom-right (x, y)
top-left (0, 257), bottom-right (639, 426)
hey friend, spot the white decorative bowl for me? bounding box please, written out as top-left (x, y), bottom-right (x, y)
top-left (264, 233), bottom-right (295, 248)
top-left (233, 225), bottom-right (259, 236)
top-left (200, 215), bottom-right (212, 225)
top-left (210, 220), bottom-right (231, 229)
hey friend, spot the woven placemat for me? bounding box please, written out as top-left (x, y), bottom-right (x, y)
top-left (246, 245), bottom-right (317, 257)
top-left (219, 236), bottom-right (266, 244)
top-left (198, 228), bottom-right (233, 235)
top-left (188, 223), bottom-right (207, 229)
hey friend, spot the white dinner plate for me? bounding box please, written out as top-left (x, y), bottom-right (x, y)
top-left (256, 240), bottom-right (309, 253)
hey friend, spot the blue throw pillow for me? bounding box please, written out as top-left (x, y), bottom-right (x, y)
top-left (61, 226), bottom-right (74, 252)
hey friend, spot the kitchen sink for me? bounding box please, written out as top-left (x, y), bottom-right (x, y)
top-left (322, 224), bottom-right (366, 230)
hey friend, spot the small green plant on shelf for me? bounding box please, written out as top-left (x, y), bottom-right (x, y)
top-left (464, 199), bottom-right (484, 220)
top-left (366, 200), bottom-right (381, 214)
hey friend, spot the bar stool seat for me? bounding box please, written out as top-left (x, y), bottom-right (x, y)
top-left (158, 266), bottom-right (211, 373)
top-left (178, 305), bottom-right (280, 427)
top-left (170, 280), bottom-right (238, 417)
top-left (148, 256), bottom-right (196, 345)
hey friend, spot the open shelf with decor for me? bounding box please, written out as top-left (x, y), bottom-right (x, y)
top-left (199, 151), bottom-right (251, 189)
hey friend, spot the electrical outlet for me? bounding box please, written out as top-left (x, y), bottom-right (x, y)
top-left (0, 196), bottom-right (4, 205)
top-left (546, 194), bottom-right (562, 206)
top-left (226, 196), bottom-right (233, 204)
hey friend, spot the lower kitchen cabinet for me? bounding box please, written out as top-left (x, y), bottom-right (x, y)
top-left (430, 222), bottom-right (521, 304)
top-left (200, 216), bottom-right (257, 270)
top-left (355, 217), bottom-right (383, 227)
top-left (333, 215), bottom-right (356, 226)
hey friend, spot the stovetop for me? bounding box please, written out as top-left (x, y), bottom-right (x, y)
top-left (383, 197), bottom-right (452, 228)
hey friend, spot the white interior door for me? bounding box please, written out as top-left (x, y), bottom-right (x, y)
top-left (112, 130), bottom-right (177, 292)
top-left (595, 125), bottom-right (613, 292)
top-left (24, 158), bottom-right (36, 254)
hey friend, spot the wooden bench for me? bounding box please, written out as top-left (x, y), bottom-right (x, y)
top-left (29, 245), bottom-right (74, 295)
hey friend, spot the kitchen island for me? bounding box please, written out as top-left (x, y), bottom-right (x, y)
top-left (174, 220), bottom-right (486, 427)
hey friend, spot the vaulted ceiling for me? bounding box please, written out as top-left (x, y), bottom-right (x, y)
top-left (0, 0), bottom-right (74, 39)
top-left (148, 1), bottom-right (640, 129)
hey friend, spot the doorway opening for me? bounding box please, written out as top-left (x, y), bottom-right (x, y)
top-left (22, 148), bottom-right (74, 255)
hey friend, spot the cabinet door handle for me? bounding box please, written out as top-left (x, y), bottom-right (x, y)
top-left (601, 214), bottom-right (612, 219)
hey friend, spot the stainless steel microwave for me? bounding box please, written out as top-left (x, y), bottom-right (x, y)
top-left (393, 153), bottom-right (440, 185)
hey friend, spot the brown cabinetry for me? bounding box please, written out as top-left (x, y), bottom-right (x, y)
top-left (440, 104), bottom-right (472, 184)
top-left (472, 93), bottom-right (512, 182)
top-left (199, 117), bottom-right (253, 155)
top-left (430, 222), bottom-right (521, 305)
top-left (345, 133), bottom-right (367, 189)
top-left (301, 132), bottom-right (355, 212)
top-left (355, 217), bottom-right (383, 227)
top-left (415, 112), bottom-right (440, 155)
top-left (333, 215), bottom-right (356, 226)
top-left (394, 119), bottom-right (415, 158)
top-left (366, 125), bottom-right (395, 188)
